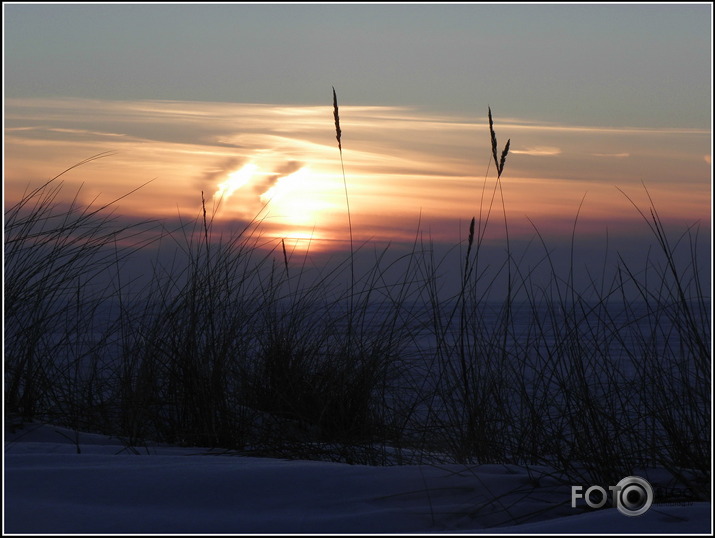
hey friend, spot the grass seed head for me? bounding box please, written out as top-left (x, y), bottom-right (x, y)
top-left (332, 86), bottom-right (342, 151)
top-left (488, 106), bottom-right (499, 171)
top-left (498, 139), bottom-right (510, 178)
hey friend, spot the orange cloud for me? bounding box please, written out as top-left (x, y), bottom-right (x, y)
top-left (5, 97), bottom-right (710, 255)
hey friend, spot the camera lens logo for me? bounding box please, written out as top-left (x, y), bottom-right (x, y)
top-left (614, 476), bottom-right (653, 516)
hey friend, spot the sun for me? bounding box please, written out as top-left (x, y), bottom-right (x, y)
top-left (260, 167), bottom-right (335, 228)
top-left (213, 162), bottom-right (342, 251)
top-left (260, 166), bottom-right (344, 251)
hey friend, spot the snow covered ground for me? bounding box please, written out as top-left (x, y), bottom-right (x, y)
top-left (4, 422), bottom-right (711, 534)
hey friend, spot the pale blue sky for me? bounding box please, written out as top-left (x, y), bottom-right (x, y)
top-left (4, 3), bottom-right (712, 129)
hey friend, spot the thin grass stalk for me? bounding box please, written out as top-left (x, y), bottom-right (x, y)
top-left (332, 86), bottom-right (355, 338)
top-left (201, 191), bottom-right (217, 347)
top-left (495, 163), bottom-right (512, 355)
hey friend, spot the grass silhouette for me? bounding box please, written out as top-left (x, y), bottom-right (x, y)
top-left (4, 95), bottom-right (710, 499)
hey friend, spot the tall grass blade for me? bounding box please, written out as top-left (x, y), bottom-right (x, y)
top-left (332, 86), bottom-right (355, 330)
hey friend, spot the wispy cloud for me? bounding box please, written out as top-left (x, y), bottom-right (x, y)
top-left (497, 117), bottom-right (709, 136)
top-left (511, 146), bottom-right (561, 156)
top-left (591, 152), bottom-right (630, 158)
top-left (4, 97), bottom-right (710, 249)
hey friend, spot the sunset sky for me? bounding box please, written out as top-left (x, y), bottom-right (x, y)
top-left (3, 3), bottom-right (712, 286)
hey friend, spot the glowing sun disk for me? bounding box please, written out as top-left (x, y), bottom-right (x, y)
top-left (260, 167), bottom-right (334, 228)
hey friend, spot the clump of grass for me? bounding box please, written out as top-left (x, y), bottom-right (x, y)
top-left (4, 95), bottom-right (709, 499)
top-left (442, 106), bottom-right (514, 462)
top-left (4, 153), bottom-right (157, 423)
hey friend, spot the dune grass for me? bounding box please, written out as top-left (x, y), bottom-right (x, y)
top-left (4, 100), bottom-right (710, 498)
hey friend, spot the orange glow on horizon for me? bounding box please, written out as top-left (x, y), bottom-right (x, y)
top-left (4, 98), bottom-right (711, 258)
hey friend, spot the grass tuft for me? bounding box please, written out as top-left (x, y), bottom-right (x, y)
top-left (4, 99), bottom-right (709, 497)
